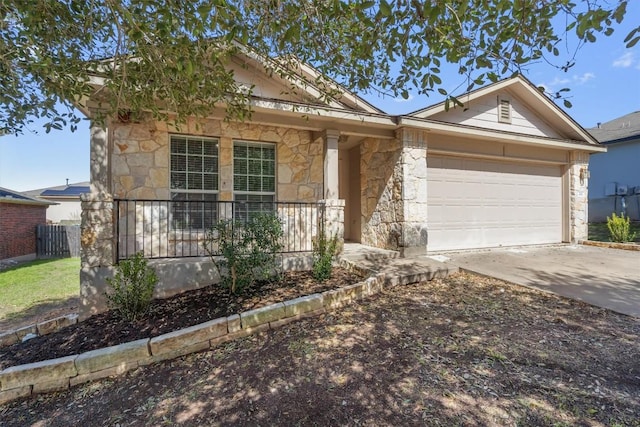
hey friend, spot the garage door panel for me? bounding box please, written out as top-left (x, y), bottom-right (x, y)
top-left (427, 156), bottom-right (563, 251)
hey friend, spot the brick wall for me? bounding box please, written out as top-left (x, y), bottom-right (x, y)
top-left (0, 203), bottom-right (47, 260)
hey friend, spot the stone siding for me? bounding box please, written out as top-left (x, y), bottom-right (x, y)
top-left (110, 118), bottom-right (323, 202)
top-left (360, 137), bottom-right (403, 250)
top-left (569, 151), bottom-right (589, 242)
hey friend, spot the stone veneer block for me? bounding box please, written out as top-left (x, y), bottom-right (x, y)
top-left (0, 332), bottom-right (18, 348)
top-left (146, 341), bottom-right (211, 364)
top-left (0, 385), bottom-right (31, 405)
top-left (240, 303), bottom-right (286, 328)
top-left (75, 339), bottom-right (150, 375)
top-left (341, 282), bottom-right (366, 300)
top-left (270, 308), bottom-right (326, 329)
top-left (211, 323), bottom-right (272, 348)
top-left (227, 314), bottom-right (241, 333)
top-left (0, 355), bottom-right (77, 391)
top-left (32, 377), bottom-right (70, 394)
top-left (364, 276), bottom-right (383, 296)
top-left (60, 314), bottom-right (79, 328)
top-left (14, 325), bottom-right (37, 340)
top-left (321, 288), bottom-right (345, 309)
top-left (284, 294), bottom-right (323, 317)
top-left (149, 318), bottom-right (227, 356)
top-left (36, 318), bottom-right (60, 336)
top-left (70, 361), bottom-right (139, 387)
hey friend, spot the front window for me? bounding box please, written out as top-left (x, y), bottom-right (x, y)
top-left (170, 135), bottom-right (219, 229)
top-left (233, 141), bottom-right (276, 220)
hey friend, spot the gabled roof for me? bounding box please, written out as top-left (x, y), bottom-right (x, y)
top-left (587, 111), bottom-right (640, 144)
top-left (408, 74), bottom-right (599, 145)
top-left (24, 182), bottom-right (90, 199)
top-left (80, 44), bottom-right (382, 117)
top-left (0, 187), bottom-right (55, 206)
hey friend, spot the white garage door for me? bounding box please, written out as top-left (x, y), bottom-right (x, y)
top-left (427, 156), bottom-right (563, 251)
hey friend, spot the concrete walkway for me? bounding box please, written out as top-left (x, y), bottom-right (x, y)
top-left (341, 243), bottom-right (456, 285)
top-left (442, 244), bottom-right (640, 318)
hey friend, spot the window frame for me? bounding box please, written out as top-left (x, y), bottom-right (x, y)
top-left (169, 135), bottom-right (220, 230)
top-left (232, 140), bottom-right (277, 220)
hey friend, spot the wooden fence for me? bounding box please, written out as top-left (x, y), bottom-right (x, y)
top-left (36, 225), bottom-right (81, 258)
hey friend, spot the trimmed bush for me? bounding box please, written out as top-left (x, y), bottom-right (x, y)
top-left (106, 252), bottom-right (158, 321)
top-left (312, 228), bottom-right (339, 281)
top-left (204, 212), bottom-right (284, 294)
top-left (607, 213), bottom-right (636, 243)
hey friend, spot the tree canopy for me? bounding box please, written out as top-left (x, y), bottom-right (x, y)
top-left (0, 0), bottom-right (636, 135)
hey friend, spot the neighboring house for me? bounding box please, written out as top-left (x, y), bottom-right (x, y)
top-left (24, 181), bottom-right (90, 224)
top-left (0, 187), bottom-right (54, 262)
top-left (587, 111), bottom-right (640, 221)
top-left (74, 51), bottom-right (603, 318)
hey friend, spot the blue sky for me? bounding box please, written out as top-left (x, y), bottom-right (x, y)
top-left (1, 4), bottom-right (639, 192)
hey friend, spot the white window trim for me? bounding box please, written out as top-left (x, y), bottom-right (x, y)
top-left (169, 135), bottom-right (220, 230)
top-left (169, 134), bottom-right (220, 196)
top-left (232, 140), bottom-right (277, 200)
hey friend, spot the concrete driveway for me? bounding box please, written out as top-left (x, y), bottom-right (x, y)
top-left (441, 245), bottom-right (640, 318)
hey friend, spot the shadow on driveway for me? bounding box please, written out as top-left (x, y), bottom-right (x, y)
top-left (445, 245), bottom-right (640, 317)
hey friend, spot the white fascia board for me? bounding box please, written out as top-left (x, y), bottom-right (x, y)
top-left (250, 98), bottom-right (397, 127)
top-left (398, 116), bottom-right (607, 153)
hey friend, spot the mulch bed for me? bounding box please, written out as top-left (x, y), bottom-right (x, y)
top-left (0, 268), bottom-right (363, 370)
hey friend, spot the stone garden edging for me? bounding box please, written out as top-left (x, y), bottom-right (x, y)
top-left (0, 260), bottom-right (409, 406)
top-left (581, 240), bottom-right (640, 251)
top-left (0, 314), bottom-right (79, 349)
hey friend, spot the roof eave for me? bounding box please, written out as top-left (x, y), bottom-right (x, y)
top-left (397, 116), bottom-right (607, 153)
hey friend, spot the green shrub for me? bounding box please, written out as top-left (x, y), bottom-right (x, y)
top-left (204, 212), bottom-right (284, 294)
top-left (607, 213), bottom-right (636, 243)
top-left (106, 252), bottom-right (158, 321)
top-left (312, 228), bottom-right (339, 281)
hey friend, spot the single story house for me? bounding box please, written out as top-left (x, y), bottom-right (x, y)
top-left (0, 187), bottom-right (54, 262)
top-left (75, 51), bottom-right (604, 318)
top-left (24, 181), bottom-right (90, 224)
top-left (587, 111), bottom-right (640, 221)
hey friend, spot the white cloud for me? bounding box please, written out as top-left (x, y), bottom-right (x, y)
top-left (613, 51), bottom-right (634, 68)
top-left (539, 72), bottom-right (595, 93)
top-left (549, 77), bottom-right (570, 86)
top-left (573, 72), bottom-right (595, 84)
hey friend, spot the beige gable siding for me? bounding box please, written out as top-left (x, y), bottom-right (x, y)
top-left (428, 92), bottom-right (563, 138)
top-left (229, 62), bottom-right (310, 103)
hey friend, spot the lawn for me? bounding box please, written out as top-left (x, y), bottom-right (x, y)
top-left (588, 221), bottom-right (640, 243)
top-left (0, 258), bottom-right (80, 328)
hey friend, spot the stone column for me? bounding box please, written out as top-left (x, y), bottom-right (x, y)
top-left (80, 122), bottom-right (116, 319)
top-left (323, 130), bottom-right (340, 199)
top-left (397, 128), bottom-right (429, 257)
top-left (569, 150), bottom-right (589, 242)
top-left (319, 199), bottom-right (345, 252)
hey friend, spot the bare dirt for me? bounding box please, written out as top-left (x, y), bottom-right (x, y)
top-left (1, 272), bottom-right (638, 426)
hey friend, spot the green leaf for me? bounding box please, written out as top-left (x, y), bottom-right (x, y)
top-left (563, 99), bottom-right (572, 108)
top-left (626, 36), bottom-right (640, 48)
top-left (379, 0), bottom-right (391, 17)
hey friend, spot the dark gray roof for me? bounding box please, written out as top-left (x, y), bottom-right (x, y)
top-left (587, 111), bottom-right (640, 144)
top-left (24, 181), bottom-right (90, 198)
top-left (0, 187), bottom-right (54, 205)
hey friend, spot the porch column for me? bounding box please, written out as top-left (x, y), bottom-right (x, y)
top-left (319, 199), bottom-right (345, 252)
top-left (397, 128), bottom-right (429, 257)
top-left (323, 130), bottom-right (340, 199)
top-left (569, 150), bottom-right (589, 242)
top-left (80, 122), bottom-right (115, 319)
